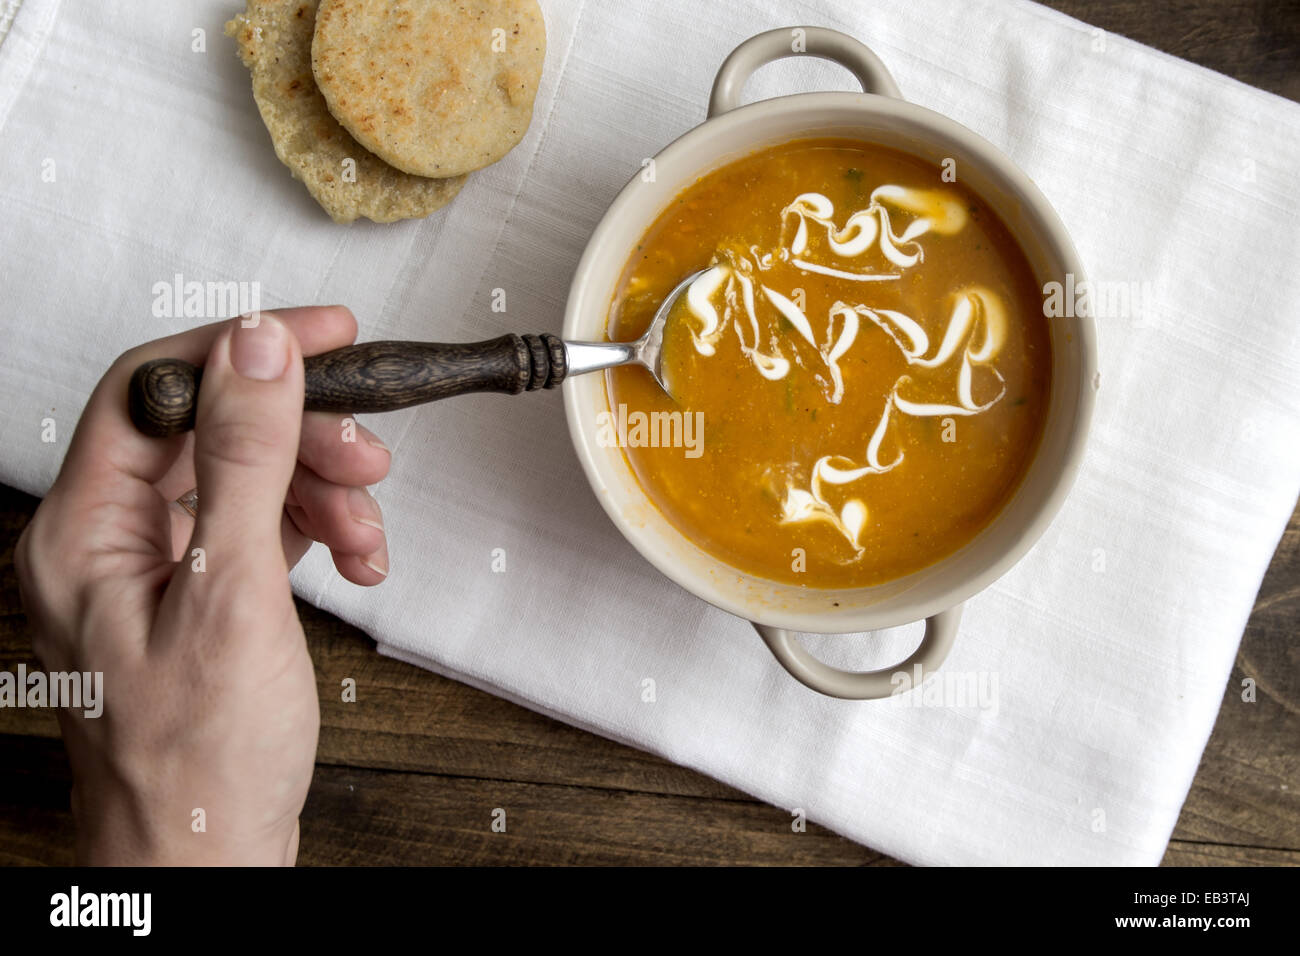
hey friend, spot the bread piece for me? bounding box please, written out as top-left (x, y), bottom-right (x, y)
top-left (312, 0), bottom-right (545, 178)
top-left (226, 0), bottom-right (466, 224)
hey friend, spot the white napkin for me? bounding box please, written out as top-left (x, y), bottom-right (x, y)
top-left (2, 0), bottom-right (1298, 866)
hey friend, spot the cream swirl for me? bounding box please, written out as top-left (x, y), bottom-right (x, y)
top-left (673, 183), bottom-right (1007, 556)
top-left (851, 288), bottom-right (1008, 415)
top-left (782, 187), bottom-right (969, 271)
top-left (776, 397), bottom-right (900, 552)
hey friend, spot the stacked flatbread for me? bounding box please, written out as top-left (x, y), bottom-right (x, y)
top-left (225, 0), bottom-right (546, 223)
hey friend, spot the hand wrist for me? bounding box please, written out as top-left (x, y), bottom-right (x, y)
top-left (74, 785), bottom-right (298, 866)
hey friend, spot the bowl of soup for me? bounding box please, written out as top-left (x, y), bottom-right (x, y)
top-left (562, 26), bottom-right (1097, 699)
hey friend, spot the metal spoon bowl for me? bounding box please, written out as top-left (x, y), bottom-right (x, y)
top-left (564, 267), bottom-right (702, 398)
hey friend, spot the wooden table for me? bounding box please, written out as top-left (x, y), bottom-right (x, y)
top-left (1, 0), bottom-right (1296, 865)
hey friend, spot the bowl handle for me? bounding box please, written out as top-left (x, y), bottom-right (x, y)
top-left (709, 26), bottom-right (902, 118)
top-left (753, 605), bottom-right (962, 700)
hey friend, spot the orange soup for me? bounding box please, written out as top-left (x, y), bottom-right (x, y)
top-left (605, 139), bottom-right (1051, 588)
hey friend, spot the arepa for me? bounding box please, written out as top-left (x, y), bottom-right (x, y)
top-left (225, 0), bottom-right (466, 224)
top-left (311, 0), bottom-right (546, 178)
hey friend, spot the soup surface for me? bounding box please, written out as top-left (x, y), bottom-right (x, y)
top-left (605, 139), bottom-right (1050, 587)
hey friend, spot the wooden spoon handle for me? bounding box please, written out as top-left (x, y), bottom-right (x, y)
top-left (128, 333), bottom-right (568, 437)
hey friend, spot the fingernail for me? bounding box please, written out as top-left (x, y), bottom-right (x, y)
top-left (229, 312), bottom-right (290, 381)
top-left (361, 551), bottom-right (388, 577)
top-left (365, 434), bottom-right (390, 454)
top-left (348, 487), bottom-right (384, 531)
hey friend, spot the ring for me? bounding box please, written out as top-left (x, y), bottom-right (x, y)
top-left (175, 488), bottom-right (199, 518)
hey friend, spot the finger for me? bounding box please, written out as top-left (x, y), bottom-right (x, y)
top-left (289, 466), bottom-right (385, 557)
top-left (297, 413), bottom-right (391, 487)
top-left (58, 306), bottom-right (357, 499)
top-left (152, 308), bottom-right (361, 502)
top-left (331, 537), bottom-right (389, 587)
top-left (281, 509), bottom-right (313, 570)
top-left (155, 432), bottom-right (198, 504)
top-left (154, 393), bottom-right (386, 508)
top-left (167, 498), bottom-right (196, 561)
top-left (285, 503), bottom-right (318, 542)
top-left (186, 313), bottom-right (305, 565)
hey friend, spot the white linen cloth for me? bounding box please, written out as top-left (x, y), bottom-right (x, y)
top-left (1, 0), bottom-right (1297, 866)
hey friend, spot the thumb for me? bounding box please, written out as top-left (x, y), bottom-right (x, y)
top-left (189, 313), bottom-right (304, 565)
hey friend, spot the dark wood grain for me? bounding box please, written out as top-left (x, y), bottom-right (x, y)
top-left (1, 0), bottom-right (1297, 867)
top-left (128, 333), bottom-right (568, 437)
top-left (127, 358), bottom-right (203, 437)
top-left (1041, 0), bottom-right (1300, 101)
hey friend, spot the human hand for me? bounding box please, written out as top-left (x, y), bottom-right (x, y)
top-left (15, 306), bottom-right (391, 865)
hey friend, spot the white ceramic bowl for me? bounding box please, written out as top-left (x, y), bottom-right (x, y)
top-left (563, 27), bottom-right (1097, 699)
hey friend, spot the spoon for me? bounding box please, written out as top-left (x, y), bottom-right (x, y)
top-left (128, 269), bottom-right (705, 437)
